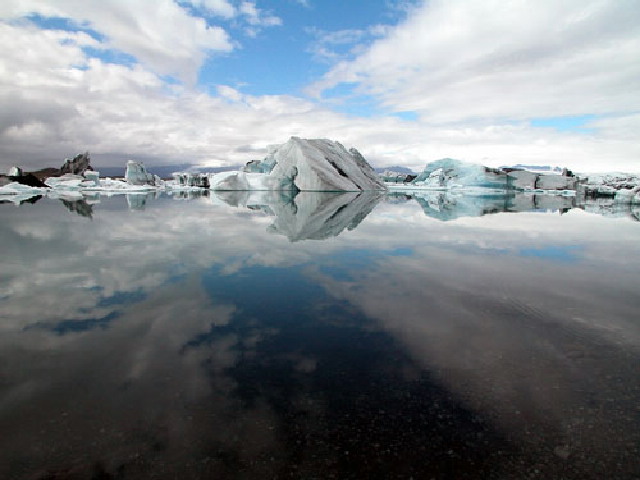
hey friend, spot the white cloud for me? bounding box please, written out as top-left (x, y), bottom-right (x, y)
top-left (238, 1), bottom-right (282, 37)
top-left (240, 1), bottom-right (281, 26)
top-left (308, 0), bottom-right (640, 122)
top-left (306, 25), bottom-right (390, 63)
top-left (0, 0), bottom-right (233, 82)
top-left (185, 0), bottom-right (236, 18)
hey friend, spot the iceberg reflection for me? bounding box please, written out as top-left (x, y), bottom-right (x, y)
top-left (214, 190), bottom-right (384, 241)
top-left (6, 189), bottom-right (639, 224)
top-left (390, 191), bottom-right (640, 221)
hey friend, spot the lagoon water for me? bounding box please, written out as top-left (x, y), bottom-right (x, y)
top-left (1, 191), bottom-right (639, 479)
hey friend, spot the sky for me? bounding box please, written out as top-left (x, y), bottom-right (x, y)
top-left (1, 0), bottom-right (639, 173)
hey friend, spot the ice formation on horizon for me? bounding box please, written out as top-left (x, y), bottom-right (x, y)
top-left (386, 158), bottom-right (585, 197)
top-left (410, 158), bottom-right (514, 190)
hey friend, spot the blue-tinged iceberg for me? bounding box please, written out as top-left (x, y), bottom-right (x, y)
top-left (211, 137), bottom-right (386, 192)
top-left (125, 160), bottom-right (161, 186)
top-left (410, 158), bottom-right (514, 190)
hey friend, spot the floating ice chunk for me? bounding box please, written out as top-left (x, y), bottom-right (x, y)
top-left (536, 174), bottom-right (577, 190)
top-left (579, 173), bottom-right (640, 203)
top-left (0, 182), bottom-right (47, 205)
top-left (83, 171), bottom-right (100, 187)
top-left (413, 158), bottom-right (513, 190)
top-left (125, 160), bottom-right (159, 186)
top-left (170, 172), bottom-right (209, 189)
top-left (614, 186), bottom-right (640, 204)
top-left (0, 182), bottom-right (47, 196)
top-left (45, 174), bottom-right (85, 190)
top-left (507, 170), bottom-right (538, 190)
top-left (7, 166), bottom-right (23, 177)
top-left (96, 177), bottom-right (159, 192)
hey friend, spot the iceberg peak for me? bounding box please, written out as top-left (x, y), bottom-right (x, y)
top-left (223, 137), bottom-right (386, 192)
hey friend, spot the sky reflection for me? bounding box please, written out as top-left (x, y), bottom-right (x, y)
top-left (0, 192), bottom-right (639, 478)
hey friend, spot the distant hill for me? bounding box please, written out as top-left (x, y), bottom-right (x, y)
top-left (88, 164), bottom-right (243, 179)
top-left (375, 166), bottom-right (415, 174)
top-left (191, 165), bottom-right (244, 174)
top-left (500, 164), bottom-right (562, 173)
top-left (29, 167), bottom-right (61, 181)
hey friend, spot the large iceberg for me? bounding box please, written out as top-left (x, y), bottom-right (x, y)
top-left (211, 137), bottom-right (386, 192)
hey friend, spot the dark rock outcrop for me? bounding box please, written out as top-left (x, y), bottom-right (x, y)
top-left (60, 152), bottom-right (93, 175)
top-left (9, 173), bottom-right (47, 188)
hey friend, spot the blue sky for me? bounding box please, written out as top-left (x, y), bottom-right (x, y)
top-left (1, 0), bottom-right (639, 172)
top-left (199, 1), bottom-right (406, 97)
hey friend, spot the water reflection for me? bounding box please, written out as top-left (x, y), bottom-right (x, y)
top-left (3, 189), bottom-right (639, 223)
top-left (213, 190), bottom-right (383, 241)
top-left (312, 242), bottom-right (640, 475)
top-left (390, 191), bottom-right (639, 221)
top-left (61, 198), bottom-right (94, 218)
top-left (0, 193), bottom-right (43, 205)
top-left (0, 193), bottom-right (639, 478)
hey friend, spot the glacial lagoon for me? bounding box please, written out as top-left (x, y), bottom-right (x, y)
top-left (1, 191), bottom-right (639, 479)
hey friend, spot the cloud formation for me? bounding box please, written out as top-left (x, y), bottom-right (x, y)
top-left (309, 0), bottom-right (640, 122)
top-left (0, 0), bottom-right (638, 173)
top-left (1, 0), bottom-right (234, 82)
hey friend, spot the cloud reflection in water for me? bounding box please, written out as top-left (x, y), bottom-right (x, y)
top-left (0, 192), bottom-right (639, 478)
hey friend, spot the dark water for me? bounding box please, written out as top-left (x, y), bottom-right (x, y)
top-left (1, 191), bottom-right (639, 479)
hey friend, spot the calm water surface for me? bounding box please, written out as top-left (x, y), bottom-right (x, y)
top-left (1, 191), bottom-right (639, 479)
